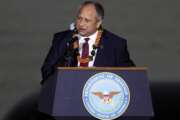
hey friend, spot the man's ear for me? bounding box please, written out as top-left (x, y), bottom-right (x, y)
top-left (97, 20), bottom-right (102, 29)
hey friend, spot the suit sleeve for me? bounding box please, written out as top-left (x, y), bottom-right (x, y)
top-left (116, 39), bottom-right (135, 67)
top-left (40, 33), bottom-right (65, 84)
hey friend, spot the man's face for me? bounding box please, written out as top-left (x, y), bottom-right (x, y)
top-left (76, 5), bottom-right (101, 37)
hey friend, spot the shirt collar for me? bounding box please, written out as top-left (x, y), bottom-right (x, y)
top-left (78, 31), bottom-right (98, 42)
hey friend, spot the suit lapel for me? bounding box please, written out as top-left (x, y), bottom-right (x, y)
top-left (93, 30), bottom-right (107, 66)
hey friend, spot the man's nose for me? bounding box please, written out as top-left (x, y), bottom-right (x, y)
top-left (79, 19), bottom-right (85, 27)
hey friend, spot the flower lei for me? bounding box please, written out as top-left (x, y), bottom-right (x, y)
top-left (72, 29), bottom-right (103, 64)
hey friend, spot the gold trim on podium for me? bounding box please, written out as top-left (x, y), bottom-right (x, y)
top-left (57, 67), bottom-right (147, 71)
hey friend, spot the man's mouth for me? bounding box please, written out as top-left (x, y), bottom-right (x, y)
top-left (78, 28), bottom-right (86, 31)
top-left (78, 28), bottom-right (88, 36)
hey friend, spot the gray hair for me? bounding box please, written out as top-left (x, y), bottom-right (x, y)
top-left (78, 1), bottom-right (104, 21)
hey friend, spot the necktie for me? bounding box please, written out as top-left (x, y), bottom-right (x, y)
top-left (80, 38), bottom-right (89, 67)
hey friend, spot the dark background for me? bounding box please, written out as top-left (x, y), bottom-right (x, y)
top-left (0, 0), bottom-right (180, 119)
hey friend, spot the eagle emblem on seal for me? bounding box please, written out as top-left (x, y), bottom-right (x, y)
top-left (92, 91), bottom-right (120, 104)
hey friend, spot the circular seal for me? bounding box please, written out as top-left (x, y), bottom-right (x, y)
top-left (82, 72), bottom-right (130, 120)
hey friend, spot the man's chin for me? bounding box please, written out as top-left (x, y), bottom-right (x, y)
top-left (78, 32), bottom-right (89, 37)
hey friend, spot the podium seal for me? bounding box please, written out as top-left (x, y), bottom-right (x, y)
top-left (82, 72), bottom-right (130, 120)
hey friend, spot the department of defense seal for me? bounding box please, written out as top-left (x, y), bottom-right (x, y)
top-left (82, 72), bottom-right (130, 120)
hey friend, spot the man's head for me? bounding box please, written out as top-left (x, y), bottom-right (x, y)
top-left (75, 1), bottom-right (104, 37)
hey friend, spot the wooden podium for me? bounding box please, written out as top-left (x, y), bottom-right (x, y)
top-left (38, 67), bottom-right (154, 120)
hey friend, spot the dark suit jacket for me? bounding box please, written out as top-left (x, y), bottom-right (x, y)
top-left (41, 29), bottom-right (135, 83)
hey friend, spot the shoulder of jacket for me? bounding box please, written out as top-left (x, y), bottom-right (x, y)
top-left (103, 29), bottom-right (127, 44)
top-left (52, 30), bottom-right (72, 44)
top-left (54, 30), bottom-right (72, 38)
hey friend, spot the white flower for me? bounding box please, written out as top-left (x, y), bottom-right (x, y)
top-left (69, 22), bottom-right (75, 31)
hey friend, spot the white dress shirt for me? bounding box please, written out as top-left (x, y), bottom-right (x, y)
top-left (77, 31), bottom-right (98, 67)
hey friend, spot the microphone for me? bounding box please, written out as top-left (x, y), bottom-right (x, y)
top-left (64, 26), bottom-right (79, 67)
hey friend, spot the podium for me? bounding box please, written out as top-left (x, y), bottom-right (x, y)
top-left (38, 67), bottom-right (154, 120)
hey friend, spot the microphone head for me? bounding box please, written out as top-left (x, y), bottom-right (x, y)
top-left (72, 35), bottom-right (79, 42)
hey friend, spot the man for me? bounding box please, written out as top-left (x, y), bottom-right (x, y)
top-left (41, 1), bottom-right (135, 84)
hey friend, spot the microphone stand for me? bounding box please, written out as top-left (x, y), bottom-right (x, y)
top-left (64, 36), bottom-right (78, 67)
